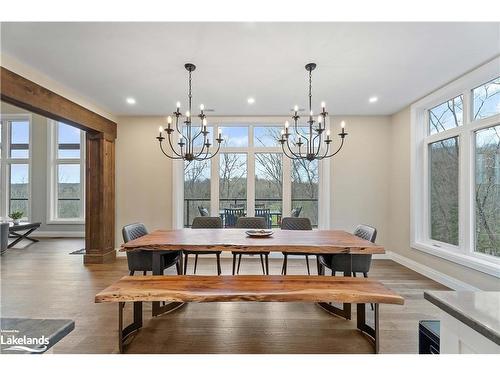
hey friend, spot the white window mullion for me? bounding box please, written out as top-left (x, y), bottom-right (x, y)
top-left (282, 155), bottom-right (292, 219)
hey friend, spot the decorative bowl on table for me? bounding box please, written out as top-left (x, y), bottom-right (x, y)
top-left (245, 229), bottom-right (274, 238)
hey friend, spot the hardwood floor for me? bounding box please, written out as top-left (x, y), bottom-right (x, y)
top-left (0, 238), bottom-right (448, 354)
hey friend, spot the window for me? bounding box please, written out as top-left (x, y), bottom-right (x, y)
top-left (292, 159), bottom-right (319, 227)
top-left (473, 77), bottom-right (500, 120)
top-left (219, 153), bottom-right (247, 210)
top-left (184, 158), bottom-right (211, 227)
top-left (0, 115), bottom-right (31, 220)
top-left (255, 153), bottom-right (282, 226)
top-left (179, 122), bottom-right (328, 228)
top-left (428, 95), bottom-right (463, 135)
top-left (474, 125), bottom-right (500, 257)
top-left (429, 137), bottom-right (459, 246)
top-left (48, 121), bottom-right (85, 222)
top-left (411, 58), bottom-right (500, 275)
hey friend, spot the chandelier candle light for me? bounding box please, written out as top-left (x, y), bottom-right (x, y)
top-left (279, 63), bottom-right (348, 161)
top-left (156, 63), bottom-right (223, 161)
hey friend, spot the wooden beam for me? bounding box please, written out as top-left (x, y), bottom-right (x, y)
top-left (1, 66), bottom-right (117, 264)
top-left (0, 67), bottom-right (116, 138)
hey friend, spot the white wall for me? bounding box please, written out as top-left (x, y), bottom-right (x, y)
top-left (388, 107), bottom-right (499, 291)
top-left (1, 101), bottom-right (85, 235)
top-left (115, 117), bottom-right (173, 246)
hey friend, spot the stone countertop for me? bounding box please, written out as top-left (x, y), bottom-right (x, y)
top-left (424, 291), bottom-right (500, 345)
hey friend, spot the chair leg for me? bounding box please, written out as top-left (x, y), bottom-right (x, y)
top-left (305, 255), bottom-right (310, 275)
top-left (353, 272), bottom-right (357, 277)
top-left (259, 254), bottom-right (266, 275)
top-left (129, 270), bottom-right (134, 276)
top-left (237, 254), bottom-right (242, 274)
top-left (363, 272), bottom-right (374, 310)
top-left (232, 254), bottom-right (237, 275)
top-left (143, 271), bottom-right (147, 276)
top-left (216, 253), bottom-right (222, 275)
top-left (176, 258), bottom-right (182, 275)
top-left (184, 253), bottom-right (189, 275)
top-left (194, 254), bottom-right (199, 275)
top-left (265, 254), bottom-right (269, 275)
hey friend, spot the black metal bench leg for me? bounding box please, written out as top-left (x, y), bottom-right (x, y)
top-left (194, 254), bottom-right (198, 274)
top-left (183, 253), bottom-right (189, 275)
top-left (282, 254), bottom-right (288, 275)
top-left (237, 254), bottom-right (242, 274)
top-left (265, 254), bottom-right (269, 275)
top-left (216, 253), bottom-right (222, 275)
top-left (8, 227), bottom-right (39, 248)
top-left (357, 303), bottom-right (379, 353)
top-left (305, 255), bottom-right (310, 275)
top-left (232, 254), bottom-right (237, 275)
top-left (259, 254), bottom-right (266, 275)
top-left (118, 301), bottom-right (143, 353)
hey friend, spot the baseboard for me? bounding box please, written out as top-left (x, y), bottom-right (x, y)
top-left (387, 251), bottom-right (480, 291)
top-left (32, 231), bottom-right (85, 238)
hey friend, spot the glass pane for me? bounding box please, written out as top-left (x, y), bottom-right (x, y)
top-left (429, 137), bottom-right (459, 245)
top-left (10, 164), bottom-right (29, 217)
top-left (182, 126), bottom-right (213, 149)
top-left (254, 127), bottom-right (282, 147)
top-left (255, 153), bottom-right (282, 227)
top-left (58, 122), bottom-right (81, 159)
top-left (184, 158), bottom-right (211, 227)
top-left (219, 127), bottom-right (248, 147)
top-left (57, 164), bottom-right (81, 218)
top-left (292, 159), bottom-right (319, 227)
top-left (428, 95), bottom-right (463, 135)
top-left (473, 77), bottom-right (500, 120)
top-left (10, 121), bottom-right (29, 158)
top-left (475, 125), bottom-right (500, 257)
top-left (219, 153), bottom-right (247, 221)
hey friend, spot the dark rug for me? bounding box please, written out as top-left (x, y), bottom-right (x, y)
top-left (69, 248), bottom-right (86, 255)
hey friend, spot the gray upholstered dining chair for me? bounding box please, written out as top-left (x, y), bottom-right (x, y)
top-left (232, 217), bottom-right (269, 275)
top-left (317, 224), bottom-right (377, 277)
top-left (184, 216), bottom-right (223, 275)
top-left (280, 217), bottom-right (313, 275)
top-left (122, 223), bottom-right (182, 275)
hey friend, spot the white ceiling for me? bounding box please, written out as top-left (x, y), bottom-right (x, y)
top-left (1, 22), bottom-right (499, 116)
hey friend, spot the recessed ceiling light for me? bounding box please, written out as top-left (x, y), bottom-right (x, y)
top-left (247, 97), bottom-right (255, 104)
top-left (126, 97), bottom-right (136, 105)
top-left (369, 96), bottom-right (378, 103)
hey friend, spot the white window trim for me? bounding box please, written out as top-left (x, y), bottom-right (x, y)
top-left (0, 113), bottom-right (33, 222)
top-left (172, 116), bottom-right (331, 229)
top-left (46, 120), bottom-right (85, 224)
top-left (411, 57), bottom-right (500, 277)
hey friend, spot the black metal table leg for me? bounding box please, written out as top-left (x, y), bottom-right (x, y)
top-left (151, 251), bottom-right (184, 317)
top-left (8, 227), bottom-right (39, 248)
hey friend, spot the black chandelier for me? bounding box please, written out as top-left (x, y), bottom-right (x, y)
top-left (279, 63), bottom-right (348, 161)
top-left (156, 63), bottom-right (222, 161)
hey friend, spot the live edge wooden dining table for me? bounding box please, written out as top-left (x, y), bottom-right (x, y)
top-left (120, 228), bottom-right (385, 318)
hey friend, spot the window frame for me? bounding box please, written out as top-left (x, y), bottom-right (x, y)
top-left (47, 120), bottom-right (86, 224)
top-left (411, 57), bottom-right (500, 277)
top-left (173, 117), bottom-right (331, 229)
top-left (0, 113), bottom-right (32, 221)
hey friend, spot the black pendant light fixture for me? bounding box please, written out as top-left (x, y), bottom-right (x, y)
top-left (279, 63), bottom-right (348, 161)
top-left (157, 63), bottom-right (223, 161)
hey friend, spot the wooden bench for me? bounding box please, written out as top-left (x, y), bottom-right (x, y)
top-left (95, 275), bottom-right (404, 353)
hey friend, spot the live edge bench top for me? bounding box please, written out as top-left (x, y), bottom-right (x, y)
top-left (120, 229), bottom-right (385, 255)
top-left (95, 275), bottom-right (404, 305)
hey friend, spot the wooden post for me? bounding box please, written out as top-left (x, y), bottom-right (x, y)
top-left (84, 132), bottom-right (116, 263)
